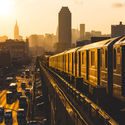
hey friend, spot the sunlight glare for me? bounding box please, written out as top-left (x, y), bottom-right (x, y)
top-left (0, 0), bottom-right (15, 16)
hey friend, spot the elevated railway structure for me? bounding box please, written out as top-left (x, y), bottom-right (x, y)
top-left (38, 36), bottom-right (125, 125)
top-left (37, 60), bottom-right (119, 125)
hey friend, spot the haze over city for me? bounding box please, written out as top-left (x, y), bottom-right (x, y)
top-left (1, 0), bottom-right (125, 125)
top-left (0, 0), bottom-right (125, 38)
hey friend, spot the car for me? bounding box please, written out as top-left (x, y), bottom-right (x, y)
top-left (0, 106), bottom-right (4, 123)
top-left (9, 83), bottom-right (17, 93)
top-left (21, 82), bottom-right (26, 90)
top-left (35, 95), bottom-right (45, 104)
top-left (26, 75), bottom-right (30, 79)
top-left (17, 109), bottom-right (26, 125)
top-left (19, 96), bottom-right (27, 110)
top-left (27, 121), bottom-right (41, 125)
top-left (5, 110), bottom-right (13, 125)
top-left (21, 74), bottom-right (24, 78)
top-left (28, 81), bottom-right (32, 86)
top-left (25, 88), bottom-right (30, 97)
top-left (17, 91), bottom-right (22, 99)
top-left (5, 77), bottom-right (14, 84)
top-left (6, 91), bottom-right (13, 104)
top-left (25, 69), bottom-right (30, 77)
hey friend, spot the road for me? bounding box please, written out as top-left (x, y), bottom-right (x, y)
top-left (0, 72), bottom-right (34, 125)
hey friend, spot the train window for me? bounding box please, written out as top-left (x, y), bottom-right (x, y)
top-left (100, 49), bottom-right (103, 67)
top-left (105, 50), bottom-right (107, 68)
top-left (114, 49), bottom-right (116, 69)
top-left (82, 52), bottom-right (84, 64)
top-left (117, 47), bottom-right (120, 53)
top-left (102, 49), bottom-right (104, 54)
top-left (91, 51), bottom-right (95, 66)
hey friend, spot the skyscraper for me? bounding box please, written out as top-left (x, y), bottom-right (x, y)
top-left (58, 7), bottom-right (72, 52)
top-left (80, 24), bottom-right (85, 40)
top-left (14, 21), bottom-right (22, 40)
top-left (14, 21), bottom-right (19, 40)
top-left (111, 22), bottom-right (125, 38)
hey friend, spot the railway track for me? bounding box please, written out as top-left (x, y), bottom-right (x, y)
top-left (40, 63), bottom-right (119, 125)
top-left (49, 65), bottom-right (125, 125)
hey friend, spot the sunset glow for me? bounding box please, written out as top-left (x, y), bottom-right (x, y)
top-left (0, 0), bottom-right (125, 38)
top-left (0, 0), bottom-right (15, 15)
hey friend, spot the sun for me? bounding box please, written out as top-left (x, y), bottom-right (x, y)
top-left (0, 0), bottom-right (15, 16)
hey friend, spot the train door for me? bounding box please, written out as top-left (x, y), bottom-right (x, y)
top-left (63, 55), bottom-right (64, 72)
top-left (65, 54), bottom-right (67, 72)
top-left (68, 53), bottom-right (69, 73)
top-left (75, 51), bottom-right (77, 77)
top-left (86, 50), bottom-right (89, 80)
top-left (79, 51), bottom-right (81, 77)
top-left (122, 45), bottom-right (125, 96)
top-left (72, 53), bottom-right (74, 75)
top-left (97, 49), bottom-right (100, 85)
top-left (64, 54), bottom-right (66, 72)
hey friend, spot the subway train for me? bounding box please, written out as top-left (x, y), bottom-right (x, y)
top-left (44, 36), bottom-right (125, 101)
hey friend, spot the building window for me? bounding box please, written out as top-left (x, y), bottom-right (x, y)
top-left (114, 49), bottom-right (116, 69)
top-left (105, 50), bottom-right (107, 68)
top-left (91, 51), bottom-right (95, 66)
top-left (82, 52), bottom-right (84, 64)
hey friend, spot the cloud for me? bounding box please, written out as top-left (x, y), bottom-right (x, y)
top-left (74, 0), bottom-right (84, 6)
top-left (112, 2), bottom-right (125, 8)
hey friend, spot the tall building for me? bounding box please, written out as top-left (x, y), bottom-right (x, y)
top-left (58, 7), bottom-right (72, 52)
top-left (80, 24), bottom-right (85, 40)
top-left (91, 30), bottom-right (101, 37)
top-left (111, 22), bottom-right (125, 38)
top-left (14, 21), bottom-right (22, 40)
top-left (85, 32), bottom-right (91, 40)
top-left (72, 28), bottom-right (80, 44)
top-left (14, 21), bottom-right (19, 40)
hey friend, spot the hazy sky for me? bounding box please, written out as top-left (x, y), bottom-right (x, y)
top-left (0, 0), bottom-right (125, 38)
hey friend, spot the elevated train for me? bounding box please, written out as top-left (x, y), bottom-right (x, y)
top-left (46, 36), bottom-right (125, 101)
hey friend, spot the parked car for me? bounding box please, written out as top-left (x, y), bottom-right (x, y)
top-left (19, 96), bottom-right (27, 110)
top-left (17, 109), bottom-right (26, 125)
top-left (5, 110), bottom-right (13, 125)
top-left (21, 82), bottom-right (26, 90)
top-left (6, 91), bottom-right (13, 104)
top-left (0, 106), bottom-right (4, 123)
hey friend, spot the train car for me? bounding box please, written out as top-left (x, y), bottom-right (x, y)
top-left (41, 55), bottom-right (50, 67)
top-left (56, 52), bottom-right (65, 72)
top-left (78, 37), bottom-right (120, 89)
top-left (99, 36), bottom-right (123, 96)
top-left (65, 47), bottom-right (80, 77)
top-left (49, 51), bottom-right (67, 72)
top-left (49, 54), bottom-right (58, 70)
top-left (78, 40), bottom-right (108, 87)
top-left (48, 36), bottom-right (125, 100)
top-left (112, 36), bottom-right (125, 100)
top-left (48, 56), bottom-right (53, 68)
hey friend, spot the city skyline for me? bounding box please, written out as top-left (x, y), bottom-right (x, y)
top-left (0, 0), bottom-right (125, 38)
